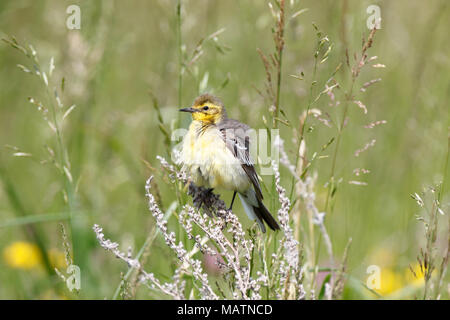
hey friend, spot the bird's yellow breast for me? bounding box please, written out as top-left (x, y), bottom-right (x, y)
top-left (180, 121), bottom-right (250, 193)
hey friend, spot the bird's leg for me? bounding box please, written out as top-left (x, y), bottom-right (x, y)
top-left (228, 191), bottom-right (237, 211)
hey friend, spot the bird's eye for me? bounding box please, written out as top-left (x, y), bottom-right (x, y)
top-left (202, 106), bottom-right (209, 111)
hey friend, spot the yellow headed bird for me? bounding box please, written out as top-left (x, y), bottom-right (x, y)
top-left (179, 93), bottom-right (280, 232)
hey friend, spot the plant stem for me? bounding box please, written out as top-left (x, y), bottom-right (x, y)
top-left (315, 77), bottom-right (356, 289)
top-left (274, 52), bottom-right (283, 129)
top-left (112, 228), bottom-right (156, 300)
top-left (45, 85), bottom-right (79, 264)
top-left (438, 131), bottom-right (449, 202)
top-left (323, 79), bottom-right (355, 214)
top-left (0, 212), bottom-right (71, 228)
top-left (273, 0), bottom-right (285, 129)
top-left (176, 0), bottom-right (183, 128)
top-left (289, 55), bottom-right (318, 201)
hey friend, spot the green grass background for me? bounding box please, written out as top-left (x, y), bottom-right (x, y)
top-left (0, 0), bottom-right (448, 299)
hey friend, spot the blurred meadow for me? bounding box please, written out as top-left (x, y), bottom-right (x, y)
top-left (0, 0), bottom-right (449, 299)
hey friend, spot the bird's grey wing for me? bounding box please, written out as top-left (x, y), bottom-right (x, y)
top-left (218, 119), bottom-right (264, 200)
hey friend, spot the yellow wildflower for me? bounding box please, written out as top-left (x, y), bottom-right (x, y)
top-left (3, 241), bottom-right (42, 270)
top-left (405, 263), bottom-right (428, 287)
top-left (377, 268), bottom-right (404, 296)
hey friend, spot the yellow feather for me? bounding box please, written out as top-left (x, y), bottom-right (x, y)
top-left (180, 121), bottom-right (250, 193)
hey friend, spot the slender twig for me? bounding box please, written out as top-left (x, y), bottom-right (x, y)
top-left (273, 0), bottom-right (285, 129)
top-left (176, 0), bottom-right (183, 127)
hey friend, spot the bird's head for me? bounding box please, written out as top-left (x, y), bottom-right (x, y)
top-left (179, 94), bottom-right (227, 125)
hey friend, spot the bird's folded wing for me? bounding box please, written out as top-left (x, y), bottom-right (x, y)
top-left (218, 120), bottom-right (264, 200)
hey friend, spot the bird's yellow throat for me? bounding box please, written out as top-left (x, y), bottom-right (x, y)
top-left (191, 109), bottom-right (223, 124)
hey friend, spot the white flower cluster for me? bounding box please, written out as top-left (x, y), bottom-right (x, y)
top-left (94, 155), bottom-right (309, 300)
top-left (272, 160), bottom-right (305, 299)
top-left (145, 177), bottom-right (218, 300)
top-left (93, 224), bottom-right (186, 299)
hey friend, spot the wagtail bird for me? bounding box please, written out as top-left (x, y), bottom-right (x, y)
top-left (179, 94), bottom-right (280, 232)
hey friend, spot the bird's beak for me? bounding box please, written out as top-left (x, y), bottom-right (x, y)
top-left (179, 107), bottom-right (197, 113)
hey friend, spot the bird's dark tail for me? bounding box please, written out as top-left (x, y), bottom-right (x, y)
top-left (255, 196), bottom-right (280, 231)
top-left (239, 189), bottom-right (280, 232)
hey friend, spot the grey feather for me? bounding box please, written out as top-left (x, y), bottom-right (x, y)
top-left (217, 119), bottom-right (264, 200)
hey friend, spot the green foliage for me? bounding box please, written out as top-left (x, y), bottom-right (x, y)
top-left (0, 0), bottom-right (448, 299)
